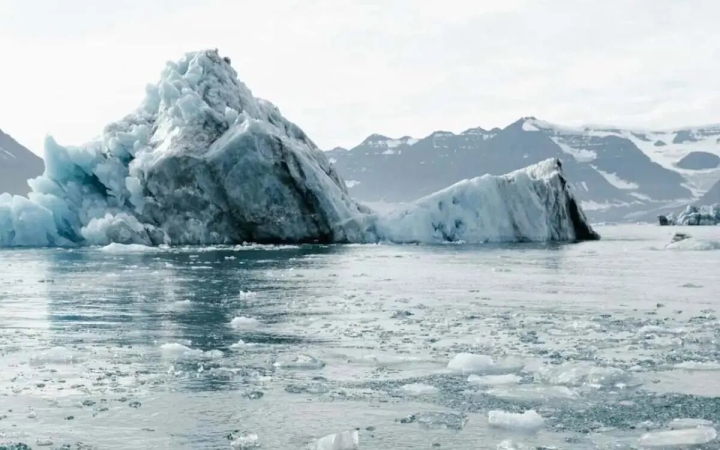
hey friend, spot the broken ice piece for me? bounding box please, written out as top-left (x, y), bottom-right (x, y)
top-left (313, 430), bottom-right (359, 450)
top-left (488, 410), bottom-right (544, 432)
top-left (447, 353), bottom-right (494, 374)
top-left (274, 354), bottom-right (326, 370)
top-left (669, 418), bottom-right (714, 430)
top-left (230, 432), bottom-right (260, 449)
top-left (639, 427), bottom-right (717, 447)
top-left (415, 412), bottom-right (468, 430)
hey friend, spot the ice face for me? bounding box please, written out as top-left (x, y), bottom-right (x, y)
top-left (0, 50), bottom-right (598, 247)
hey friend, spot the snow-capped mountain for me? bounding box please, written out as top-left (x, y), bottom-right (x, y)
top-left (0, 128), bottom-right (43, 195)
top-left (327, 118), bottom-right (720, 221)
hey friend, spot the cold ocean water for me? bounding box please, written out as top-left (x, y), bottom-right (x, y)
top-left (1, 224), bottom-right (719, 450)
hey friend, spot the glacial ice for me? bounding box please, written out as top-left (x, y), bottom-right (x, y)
top-left (0, 50), bottom-right (598, 247)
top-left (467, 374), bottom-right (522, 386)
top-left (638, 427), bottom-right (717, 447)
top-left (313, 430), bottom-right (359, 450)
top-left (661, 204), bottom-right (720, 226)
top-left (447, 353), bottom-right (495, 374)
top-left (487, 410), bottom-right (544, 432)
top-left (669, 418), bottom-right (714, 430)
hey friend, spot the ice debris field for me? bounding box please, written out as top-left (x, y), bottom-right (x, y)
top-left (1, 224), bottom-right (720, 449)
top-left (0, 50), bottom-right (597, 248)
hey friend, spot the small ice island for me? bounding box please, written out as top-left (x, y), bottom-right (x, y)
top-left (0, 50), bottom-right (599, 248)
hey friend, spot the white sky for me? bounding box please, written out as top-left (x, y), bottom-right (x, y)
top-left (1, 0), bottom-right (719, 155)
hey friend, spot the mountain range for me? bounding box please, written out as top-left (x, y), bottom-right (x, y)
top-left (327, 118), bottom-right (720, 222)
top-left (0, 129), bottom-right (43, 196)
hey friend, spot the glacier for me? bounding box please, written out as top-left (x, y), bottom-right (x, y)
top-left (0, 49), bottom-right (598, 248)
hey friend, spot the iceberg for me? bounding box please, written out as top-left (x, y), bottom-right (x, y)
top-left (659, 204), bottom-right (720, 226)
top-left (0, 50), bottom-right (599, 247)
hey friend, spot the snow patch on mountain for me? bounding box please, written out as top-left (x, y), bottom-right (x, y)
top-left (591, 167), bottom-right (639, 190)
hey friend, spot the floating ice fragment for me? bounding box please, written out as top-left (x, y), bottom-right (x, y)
top-left (639, 427), bottom-right (717, 447)
top-left (285, 383), bottom-right (330, 395)
top-left (488, 410), bottom-right (544, 432)
top-left (399, 383), bottom-right (439, 395)
top-left (313, 430), bottom-right (359, 450)
top-left (100, 243), bottom-right (155, 253)
top-left (487, 385), bottom-right (577, 403)
top-left (36, 438), bottom-right (54, 447)
top-left (532, 362), bottom-right (639, 389)
top-left (674, 361), bottom-right (720, 371)
top-left (230, 432), bottom-right (260, 449)
top-left (468, 374), bottom-right (522, 386)
top-left (274, 354), bottom-right (326, 370)
top-left (415, 412), bottom-right (468, 430)
top-left (230, 316), bottom-right (261, 329)
top-left (447, 353), bottom-right (494, 374)
top-left (669, 418), bottom-right (714, 430)
top-left (160, 342), bottom-right (204, 359)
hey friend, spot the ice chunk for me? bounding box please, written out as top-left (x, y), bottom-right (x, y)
top-left (674, 361), bottom-right (720, 371)
top-left (99, 243), bottom-right (156, 253)
top-left (230, 316), bottom-right (261, 329)
top-left (669, 418), bottom-right (714, 430)
top-left (0, 50), bottom-right (597, 248)
top-left (229, 432), bottom-right (260, 449)
top-left (415, 412), bottom-right (468, 430)
top-left (468, 374), bottom-right (522, 386)
top-left (285, 383), bottom-right (330, 395)
top-left (487, 385), bottom-right (577, 403)
top-left (639, 427), bottom-right (717, 447)
top-left (398, 383), bottom-right (439, 395)
top-left (313, 430), bottom-right (359, 450)
top-left (447, 353), bottom-right (494, 374)
top-left (160, 342), bottom-right (204, 359)
top-left (488, 410), bottom-right (544, 432)
top-left (532, 362), bottom-right (639, 389)
top-left (274, 354), bottom-right (326, 370)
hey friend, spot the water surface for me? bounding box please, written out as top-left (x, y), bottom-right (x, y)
top-left (1, 225), bottom-right (720, 449)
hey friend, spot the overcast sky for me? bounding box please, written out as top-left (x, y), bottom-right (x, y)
top-left (1, 0), bottom-right (719, 155)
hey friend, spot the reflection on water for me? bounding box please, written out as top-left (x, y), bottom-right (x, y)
top-left (1, 225), bottom-right (720, 449)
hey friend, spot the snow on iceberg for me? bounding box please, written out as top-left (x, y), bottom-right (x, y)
top-left (0, 50), bottom-right (598, 247)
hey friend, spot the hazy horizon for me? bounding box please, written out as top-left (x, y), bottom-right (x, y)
top-left (2, 0), bottom-right (719, 156)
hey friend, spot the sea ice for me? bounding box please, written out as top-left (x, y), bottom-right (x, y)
top-left (159, 342), bottom-right (204, 359)
top-left (532, 362), bottom-right (639, 389)
top-left (487, 385), bottom-right (577, 403)
top-left (230, 432), bottom-right (260, 449)
top-left (398, 383), bottom-right (439, 395)
top-left (468, 374), bottom-right (522, 386)
top-left (274, 354), bottom-right (326, 370)
top-left (488, 410), bottom-right (544, 432)
top-left (669, 418), bottom-right (714, 430)
top-left (638, 427), bottom-right (717, 447)
top-left (313, 430), bottom-right (359, 450)
top-left (447, 353), bottom-right (495, 374)
top-left (0, 50), bottom-right (598, 247)
top-left (415, 412), bottom-right (468, 430)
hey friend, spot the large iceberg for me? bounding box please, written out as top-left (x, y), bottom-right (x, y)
top-left (659, 204), bottom-right (720, 226)
top-left (0, 50), bottom-right (598, 247)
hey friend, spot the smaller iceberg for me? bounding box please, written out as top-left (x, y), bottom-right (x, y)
top-left (659, 204), bottom-right (720, 226)
top-left (312, 430), bottom-right (359, 450)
